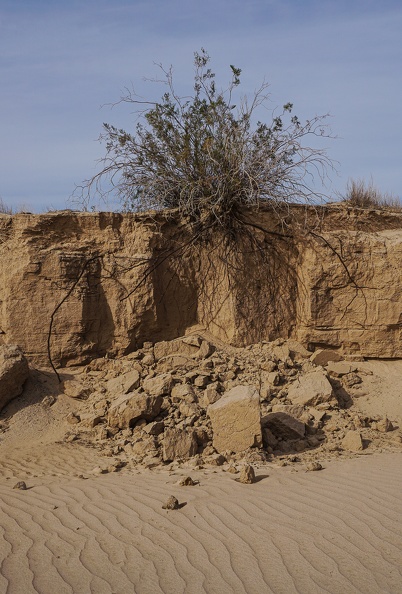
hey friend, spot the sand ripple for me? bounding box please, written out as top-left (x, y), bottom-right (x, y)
top-left (0, 453), bottom-right (401, 593)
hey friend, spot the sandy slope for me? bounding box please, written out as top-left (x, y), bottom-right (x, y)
top-left (1, 360), bottom-right (402, 593)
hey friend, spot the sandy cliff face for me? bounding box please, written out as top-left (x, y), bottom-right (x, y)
top-left (1, 206), bottom-right (402, 365)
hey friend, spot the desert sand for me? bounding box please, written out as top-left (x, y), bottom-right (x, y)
top-left (1, 358), bottom-right (402, 593)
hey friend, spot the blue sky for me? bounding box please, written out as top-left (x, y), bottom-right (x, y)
top-left (1, 0), bottom-right (401, 212)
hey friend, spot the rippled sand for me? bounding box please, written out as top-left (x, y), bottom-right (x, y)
top-left (1, 452), bottom-right (401, 594)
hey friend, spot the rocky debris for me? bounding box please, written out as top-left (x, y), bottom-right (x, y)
top-left (262, 412), bottom-right (306, 440)
top-left (208, 385), bottom-right (262, 453)
top-left (26, 333), bottom-right (400, 471)
top-left (0, 345), bottom-right (29, 412)
top-left (162, 496), bottom-right (180, 510)
top-left (13, 481), bottom-right (27, 490)
top-left (238, 464), bottom-right (256, 484)
top-left (287, 369), bottom-right (335, 407)
top-left (310, 349), bottom-right (344, 366)
top-left (342, 430), bottom-right (364, 451)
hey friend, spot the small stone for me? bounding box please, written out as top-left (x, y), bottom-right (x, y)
top-left (66, 412), bottom-right (80, 425)
top-left (305, 461), bottom-right (323, 472)
top-left (227, 465), bottom-right (239, 474)
top-left (13, 481), bottom-right (27, 490)
top-left (162, 495), bottom-right (180, 510)
top-left (178, 476), bottom-right (196, 486)
top-left (42, 395), bottom-right (55, 407)
top-left (375, 418), bottom-right (394, 433)
top-left (238, 464), bottom-right (256, 484)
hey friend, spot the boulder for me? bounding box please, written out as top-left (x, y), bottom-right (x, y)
top-left (262, 412), bottom-right (306, 440)
top-left (310, 349), bottom-right (343, 366)
top-left (287, 370), bottom-right (335, 407)
top-left (162, 428), bottom-right (198, 461)
top-left (0, 345), bottom-right (29, 411)
top-left (108, 391), bottom-right (162, 429)
top-left (208, 385), bottom-right (262, 454)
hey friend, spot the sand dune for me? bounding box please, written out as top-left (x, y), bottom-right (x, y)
top-left (1, 453), bottom-right (401, 594)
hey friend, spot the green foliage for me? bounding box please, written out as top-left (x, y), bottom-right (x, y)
top-left (80, 49), bottom-right (333, 226)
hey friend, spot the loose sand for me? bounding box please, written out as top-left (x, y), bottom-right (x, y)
top-left (0, 359), bottom-right (402, 593)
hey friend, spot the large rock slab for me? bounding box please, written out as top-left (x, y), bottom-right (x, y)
top-left (287, 370), bottom-right (335, 407)
top-left (108, 391), bottom-right (162, 429)
top-left (208, 385), bottom-right (262, 454)
top-left (0, 345), bottom-right (29, 411)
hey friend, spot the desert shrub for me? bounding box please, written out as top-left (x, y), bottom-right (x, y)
top-left (341, 179), bottom-right (401, 210)
top-left (78, 49), bottom-right (334, 229)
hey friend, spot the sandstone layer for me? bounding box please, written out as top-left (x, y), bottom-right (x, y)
top-left (1, 205), bottom-right (402, 366)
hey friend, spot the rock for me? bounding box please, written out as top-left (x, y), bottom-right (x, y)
top-left (162, 428), bottom-right (198, 461)
top-left (106, 370), bottom-right (140, 394)
top-left (342, 430), bottom-right (364, 451)
top-left (310, 349), bottom-right (343, 366)
top-left (342, 372), bottom-right (362, 387)
top-left (196, 340), bottom-right (215, 359)
top-left (271, 404), bottom-right (307, 420)
top-left (262, 412), bottom-right (306, 440)
top-left (208, 385), bottom-right (262, 454)
top-left (63, 380), bottom-right (90, 400)
top-left (194, 374), bottom-right (210, 388)
top-left (326, 362), bottom-right (357, 378)
top-left (13, 481), bottom-right (27, 490)
top-left (142, 373), bottom-right (173, 397)
top-left (287, 370), bottom-right (335, 407)
top-left (200, 384), bottom-right (220, 407)
top-left (305, 461), bottom-right (323, 472)
top-left (0, 345), bottom-right (29, 412)
top-left (171, 383), bottom-right (196, 403)
top-left (374, 417), bottom-right (394, 433)
top-left (286, 340), bottom-right (312, 360)
top-left (141, 353), bottom-right (155, 366)
top-left (142, 421), bottom-right (165, 436)
top-left (79, 413), bottom-right (103, 428)
top-left (178, 476), bottom-right (196, 486)
top-left (238, 464), bottom-right (256, 484)
top-left (66, 412), bottom-right (80, 425)
top-left (206, 453), bottom-right (226, 466)
top-left (108, 391), bottom-right (163, 429)
top-left (154, 339), bottom-right (199, 361)
top-left (162, 496), bottom-right (180, 510)
top-left (262, 427), bottom-right (278, 448)
top-left (41, 395), bottom-right (55, 407)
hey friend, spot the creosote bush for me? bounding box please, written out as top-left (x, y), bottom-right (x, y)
top-left (78, 49), bottom-right (334, 230)
top-left (340, 179), bottom-right (401, 210)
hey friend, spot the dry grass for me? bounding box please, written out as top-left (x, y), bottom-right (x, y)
top-left (341, 179), bottom-right (401, 210)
